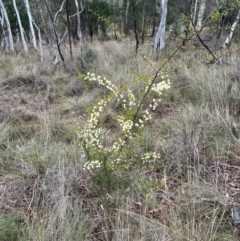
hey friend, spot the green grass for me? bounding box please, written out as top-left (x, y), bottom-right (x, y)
top-left (0, 214), bottom-right (23, 241)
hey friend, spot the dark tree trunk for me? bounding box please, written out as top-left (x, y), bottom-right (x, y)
top-left (151, 17), bottom-right (156, 37)
top-left (141, 2), bottom-right (146, 44)
top-left (131, 0), bottom-right (139, 53)
top-left (124, 0), bottom-right (130, 35)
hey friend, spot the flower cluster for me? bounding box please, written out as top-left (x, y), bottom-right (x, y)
top-left (79, 72), bottom-right (171, 172)
top-left (152, 79), bottom-right (171, 94)
top-left (150, 74), bottom-right (171, 111)
top-left (82, 98), bottom-right (108, 150)
top-left (135, 110), bottom-right (151, 129)
top-left (125, 89), bottom-right (136, 109)
top-left (84, 160), bottom-right (101, 170)
top-left (83, 156), bottom-right (130, 171)
top-left (112, 137), bottom-right (126, 152)
top-left (117, 115), bottom-right (133, 137)
top-left (141, 152), bottom-right (160, 165)
top-left (117, 89), bottom-right (136, 110)
top-left (85, 72), bottom-right (117, 93)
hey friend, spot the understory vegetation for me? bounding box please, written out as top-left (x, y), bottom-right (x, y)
top-left (1, 39), bottom-right (240, 240)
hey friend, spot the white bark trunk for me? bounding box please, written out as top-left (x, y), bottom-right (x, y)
top-left (74, 0), bottom-right (83, 56)
top-left (119, 0), bottom-right (123, 8)
top-left (222, 9), bottom-right (240, 49)
top-left (196, 0), bottom-right (206, 31)
top-left (0, 0), bottom-right (14, 51)
top-left (16, 30), bottom-right (19, 43)
top-left (37, 3), bottom-right (47, 39)
top-left (0, 11), bottom-right (6, 48)
top-left (125, 0), bottom-right (129, 34)
top-left (54, 52), bottom-right (59, 65)
top-left (53, 0), bottom-right (66, 64)
top-left (192, 0), bottom-right (198, 26)
top-left (53, 0), bottom-right (66, 43)
top-left (33, 20), bottom-right (43, 62)
top-left (24, 0), bottom-right (37, 49)
top-left (54, 0), bottom-right (66, 27)
top-left (13, 0), bottom-right (28, 52)
top-left (154, 0), bottom-right (168, 51)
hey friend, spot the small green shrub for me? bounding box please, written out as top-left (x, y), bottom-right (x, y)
top-left (84, 48), bottom-right (98, 70)
top-left (0, 215), bottom-right (23, 241)
top-left (76, 70), bottom-right (171, 192)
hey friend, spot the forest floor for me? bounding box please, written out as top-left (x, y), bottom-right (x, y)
top-left (1, 40), bottom-right (240, 240)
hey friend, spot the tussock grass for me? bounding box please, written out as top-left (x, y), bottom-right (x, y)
top-left (1, 41), bottom-right (240, 240)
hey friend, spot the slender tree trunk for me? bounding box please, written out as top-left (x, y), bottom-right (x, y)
top-left (215, 14), bottom-right (225, 49)
top-left (0, 0), bottom-right (14, 51)
top-left (66, 0), bottom-right (73, 59)
top-left (196, 0), bottom-right (206, 31)
top-left (43, 0), bottom-right (65, 63)
top-left (54, 28), bottom-right (67, 65)
top-left (0, 10), bottom-right (7, 48)
top-left (141, 2), bottom-right (145, 44)
top-left (24, 0), bottom-right (37, 49)
top-left (151, 17), bottom-right (156, 37)
top-left (38, 2), bottom-right (47, 40)
top-left (154, 0), bottom-right (168, 51)
top-left (74, 0), bottom-right (83, 56)
top-left (131, 0), bottom-right (139, 52)
top-left (191, 0), bottom-right (198, 26)
top-left (46, 0), bottom-right (54, 46)
top-left (124, 0), bottom-right (130, 35)
top-left (222, 9), bottom-right (240, 49)
top-left (13, 0), bottom-right (28, 52)
top-left (33, 20), bottom-right (43, 62)
top-left (54, 0), bottom-right (66, 62)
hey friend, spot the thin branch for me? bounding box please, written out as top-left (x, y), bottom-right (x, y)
top-left (42, 0), bottom-right (65, 62)
top-left (54, 0), bottom-right (66, 25)
top-left (70, 6), bottom-right (84, 18)
top-left (189, 11), bottom-right (217, 61)
top-left (117, 38), bottom-right (194, 158)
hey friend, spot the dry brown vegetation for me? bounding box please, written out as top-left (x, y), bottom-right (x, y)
top-left (1, 40), bottom-right (240, 240)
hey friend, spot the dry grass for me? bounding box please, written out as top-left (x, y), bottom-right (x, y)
top-left (1, 40), bottom-right (240, 240)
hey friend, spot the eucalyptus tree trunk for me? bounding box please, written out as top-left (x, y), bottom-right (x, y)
top-left (154, 0), bottom-right (168, 51)
top-left (74, 0), bottom-right (83, 56)
top-left (24, 0), bottom-right (37, 49)
top-left (54, 28), bottom-right (67, 65)
top-left (0, 10), bottom-right (7, 48)
top-left (222, 9), bottom-right (240, 49)
top-left (13, 0), bottom-right (28, 52)
top-left (0, 0), bottom-right (14, 51)
top-left (53, 0), bottom-right (66, 63)
top-left (37, 2), bottom-right (47, 41)
top-left (33, 21), bottom-right (43, 62)
top-left (196, 0), bottom-right (206, 31)
top-left (191, 0), bottom-right (198, 26)
top-left (124, 0), bottom-right (130, 35)
top-left (141, 2), bottom-right (146, 44)
top-left (131, 0), bottom-right (139, 53)
top-left (66, 0), bottom-right (73, 59)
top-left (45, 0), bottom-right (54, 46)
